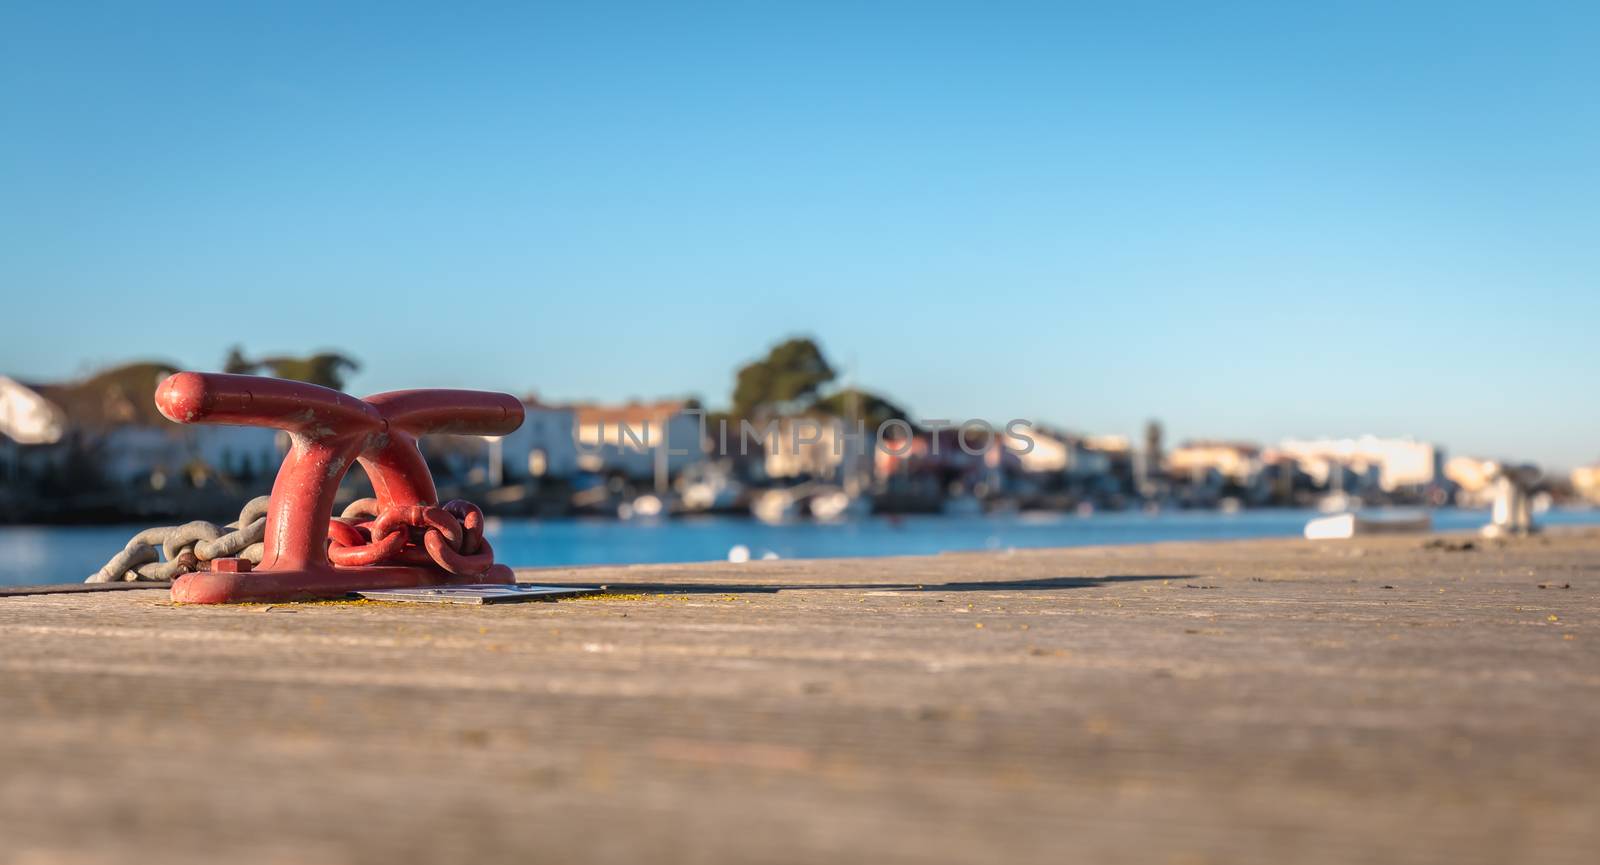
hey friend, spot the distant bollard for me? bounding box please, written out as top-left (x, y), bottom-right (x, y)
top-left (1482, 463), bottom-right (1540, 538)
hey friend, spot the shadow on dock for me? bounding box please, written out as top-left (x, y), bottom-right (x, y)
top-left (547, 574), bottom-right (1187, 595)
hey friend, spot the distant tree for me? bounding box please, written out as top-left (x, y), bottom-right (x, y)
top-left (731, 337), bottom-right (836, 420)
top-left (56, 361), bottom-right (180, 427)
top-left (224, 349), bottom-right (361, 391)
top-left (808, 388), bottom-right (912, 430)
top-left (223, 346), bottom-right (255, 375)
top-left (259, 352), bottom-right (361, 391)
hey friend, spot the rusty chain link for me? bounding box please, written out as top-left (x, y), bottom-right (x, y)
top-left (86, 496), bottom-right (271, 583)
top-left (326, 497), bottom-right (497, 577)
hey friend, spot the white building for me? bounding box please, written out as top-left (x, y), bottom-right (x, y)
top-left (486, 400), bottom-right (579, 481)
top-left (98, 425), bottom-right (280, 485)
top-left (1007, 427), bottom-right (1070, 474)
top-left (571, 400), bottom-right (704, 480)
top-left (1166, 441), bottom-right (1262, 483)
top-left (0, 375), bottom-right (67, 445)
top-left (1002, 427), bottom-right (1117, 478)
top-left (757, 416), bottom-right (875, 481)
top-left (1, 372), bottom-right (281, 486)
top-left (1277, 436), bottom-right (1441, 492)
top-left (1, 375), bottom-right (69, 483)
top-left (1572, 464), bottom-right (1600, 505)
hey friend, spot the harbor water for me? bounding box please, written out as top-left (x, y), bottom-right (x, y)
top-left (4, 507), bottom-right (1600, 587)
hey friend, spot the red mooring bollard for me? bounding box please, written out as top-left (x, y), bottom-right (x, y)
top-left (155, 372), bottom-right (525, 603)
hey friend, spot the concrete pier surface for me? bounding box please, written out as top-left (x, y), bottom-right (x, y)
top-left (1, 531), bottom-right (1597, 865)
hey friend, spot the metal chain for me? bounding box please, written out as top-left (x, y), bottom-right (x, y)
top-left (86, 496), bottom-right (270, 583)
top-left (326, 497), bottom-right (497, 577)
top-left (86, 495), bottom-right (499, 582)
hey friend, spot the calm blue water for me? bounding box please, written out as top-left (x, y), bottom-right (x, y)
top-left (5, 508), bottom-right (1598, 586)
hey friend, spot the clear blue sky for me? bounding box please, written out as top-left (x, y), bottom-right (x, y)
top-left (2, 1), bottom-right (1596, 468)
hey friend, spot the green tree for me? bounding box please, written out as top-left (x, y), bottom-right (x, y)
top-left (808, 388), bottom-right (912, 430)
top-left (224, 349), bottom-right (361, 391)
top-left (260, 352), bottom-right (361, 391)
top-left (60, 361), bottom-right (180, 427)
top-left (731, 337), bottom-right (836, 420)
top-left (223, 346), bottom-right (255, 375)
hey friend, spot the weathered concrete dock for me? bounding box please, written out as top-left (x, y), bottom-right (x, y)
top-left (2, 530), bottom-right (1597, 864)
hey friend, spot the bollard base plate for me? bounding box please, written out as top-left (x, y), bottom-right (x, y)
top-left (353, 584), bottom-right (603, 604)
top-left (171, 563), bottom-right (516, 604)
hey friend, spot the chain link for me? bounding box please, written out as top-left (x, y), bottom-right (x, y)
top-left (86, 496), bottom-right (270, 583)
top-left (86, 495), bottom-right (498, 582)
top-left (327, 498), bottom-right (496, 577)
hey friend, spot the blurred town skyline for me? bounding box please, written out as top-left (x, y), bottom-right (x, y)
top-left (5, 338), bottom-right (1596, 526)
top-left (4, 2), bottom-right (1597, 468)
top-left (7, 333), bottom-right (1593, 472)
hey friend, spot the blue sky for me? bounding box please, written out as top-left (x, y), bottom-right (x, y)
top-left (2, 1), bottom-right (1597, 468)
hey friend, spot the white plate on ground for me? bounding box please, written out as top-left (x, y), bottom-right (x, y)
top-left (352, 584), bottom-right (604, 604)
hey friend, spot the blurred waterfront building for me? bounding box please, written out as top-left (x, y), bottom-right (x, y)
top-left (1161, 440), bottom-right (1265, 508)
top-left (1082, 435), bottom-right (1131, 469)
top-left (0, 367), bottom-right (279, 490)
top-left (987, 426), bottom-right (1133, 507)
top-left (99, 426), bottom-right (279, 485)
top-left (1, 375), bottom-right (69, 489)
top-left (1002, 427), bottom-right (1104, 477)
top-left (999, 427), bottom-right (1123, 477)
top-left (1009, 426), bottom-right (1069, 474)
top-left (1276, 436), bottom-right (1443, 494)
top-left (0, 375), bottom-right (67, 446)
top-left (571, 400), bottom-right (704, 481)
top-left (758, 416), bottom-right (867, 481)
top-left (485, 398), bottom-right (579, 482)
top-left (875, 425), bottom-right (1019, 487)
top-left (1166, 440), bottom-right (1262, 484)
top-left (1570, 464), bottom-right (1600, 505)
